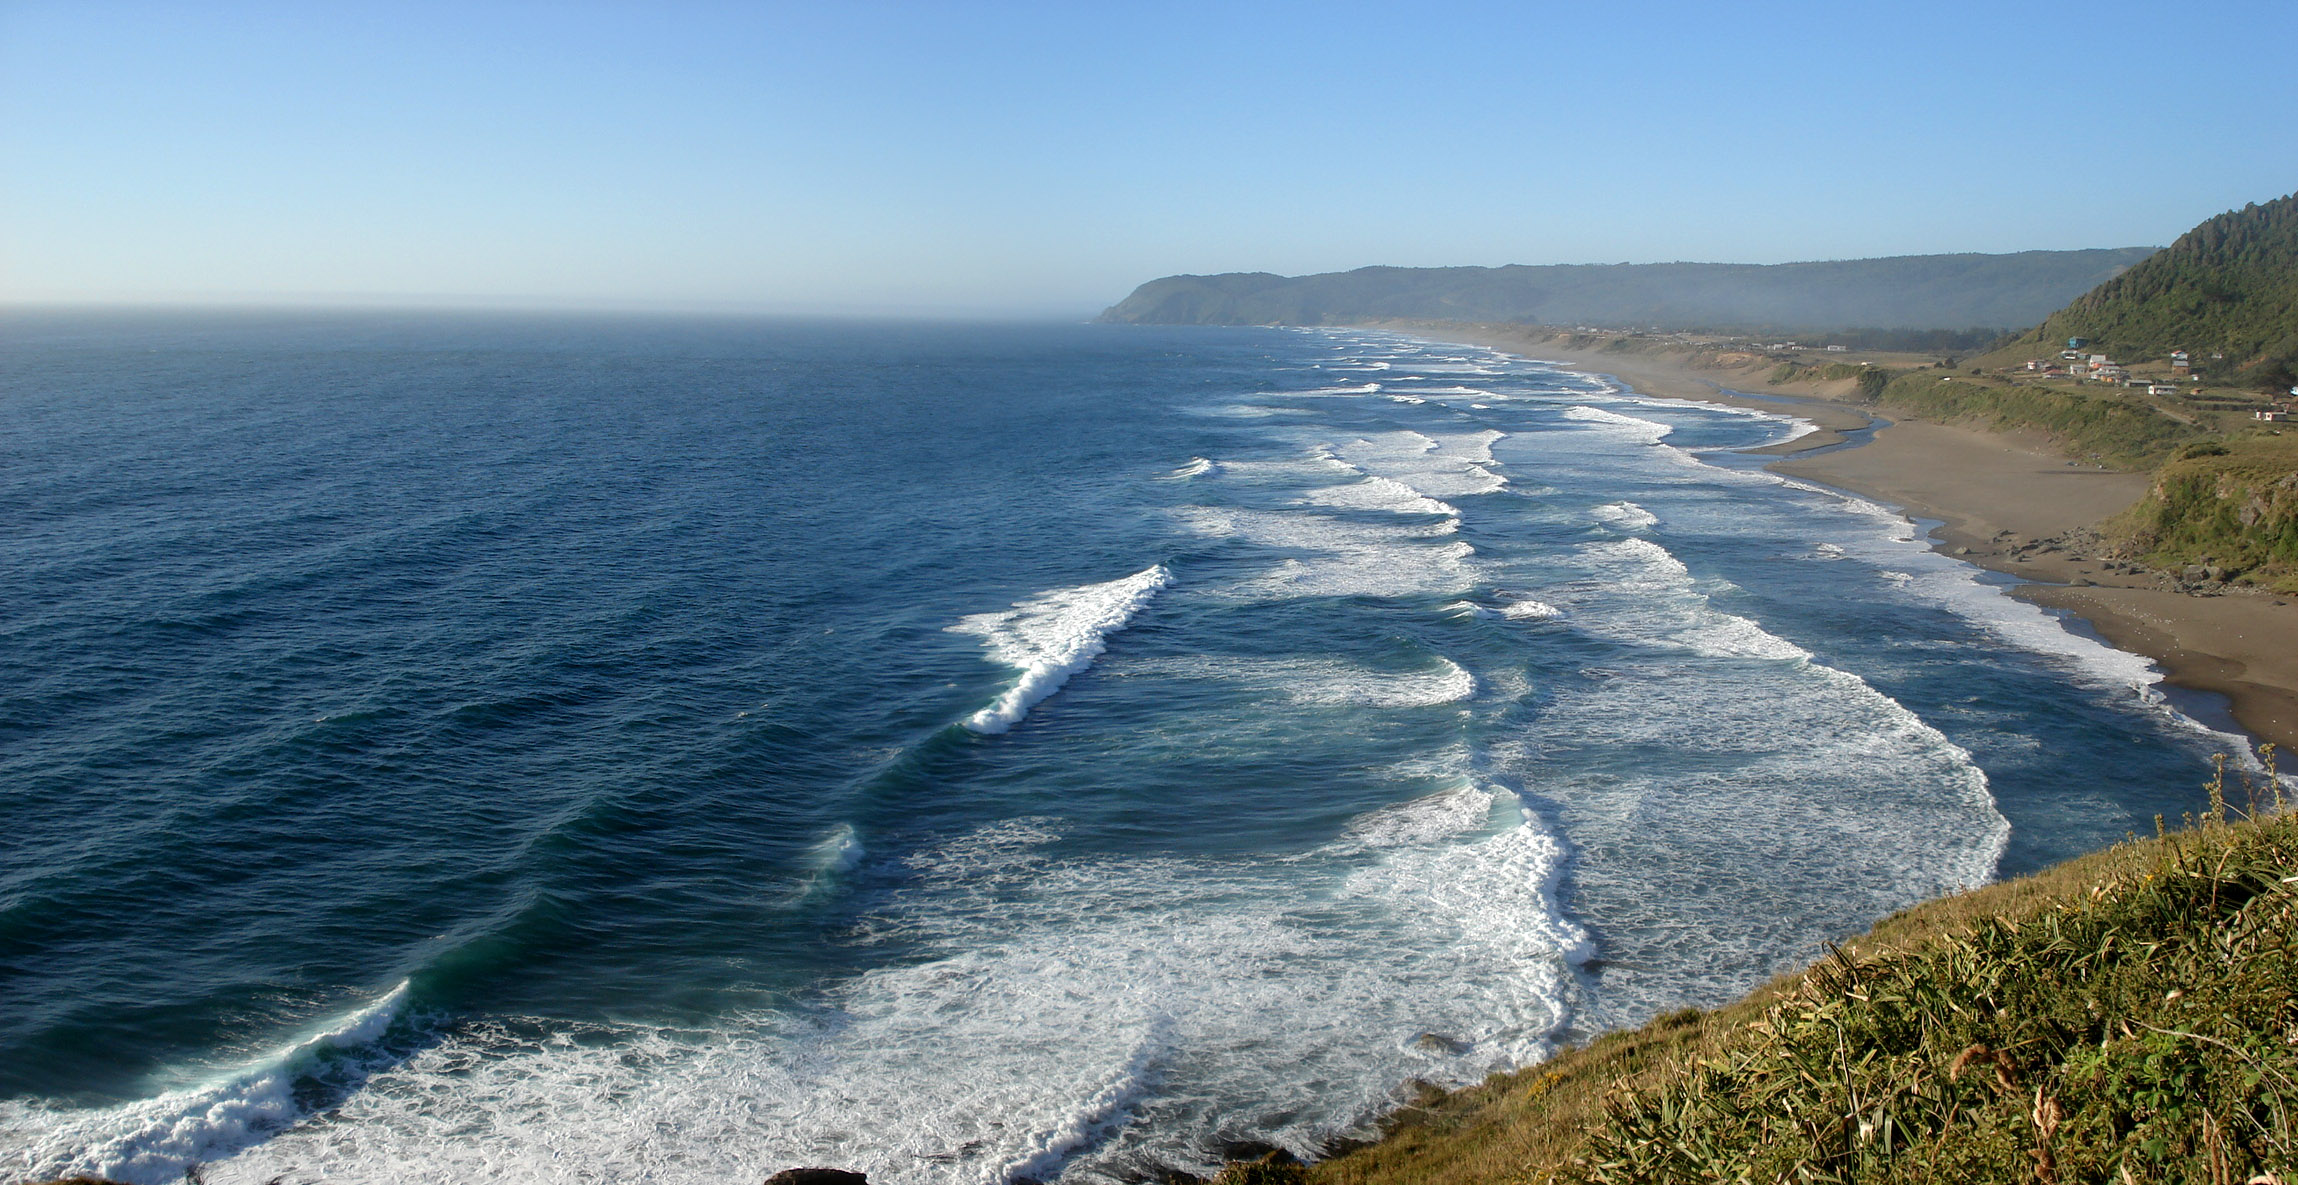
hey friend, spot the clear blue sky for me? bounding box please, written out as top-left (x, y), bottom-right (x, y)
top-left (5, 0), bottom-right (2294, 317)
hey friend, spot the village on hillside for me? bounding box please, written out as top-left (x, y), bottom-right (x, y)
top-left (2015, 337), bottom-right (2294, 422)
top-left (1650, 325), bottom-right (2296, 432)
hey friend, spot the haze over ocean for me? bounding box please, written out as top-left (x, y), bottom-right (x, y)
top-left (0, 313), bottom-right (2248, 1183)
top-left (8, 3), bottom-right (2295, 314)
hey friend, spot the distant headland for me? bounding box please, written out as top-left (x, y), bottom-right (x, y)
top-left (1097, 249), bottom-right (2157, 334)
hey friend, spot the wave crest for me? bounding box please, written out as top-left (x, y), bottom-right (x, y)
top-left (953, 566), bottom-right (1173, 734)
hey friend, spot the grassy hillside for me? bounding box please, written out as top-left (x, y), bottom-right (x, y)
top-left (1991, 193), bottom-right (2298, 390)
top-left (1263, 766), bottom-right (2295, 1185)
top-left (1863, 371), bottom-right (2202, 468)
top-left (2111, 436), bottom-right (2298, 591)
top-left (1098, 250), bottom-right (2156, 334)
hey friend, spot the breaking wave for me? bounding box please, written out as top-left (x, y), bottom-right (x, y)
top-left (952, 566), bottom-right (1173, 734)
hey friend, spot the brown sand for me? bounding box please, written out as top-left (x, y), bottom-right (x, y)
top-left (1395, 322), bottom-right (2298, 753)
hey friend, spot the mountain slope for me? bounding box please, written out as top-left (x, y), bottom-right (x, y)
top-left (1999, 193), bottom-right (2298, 387)
top-left (1099, 249), bottom-right (2157, 333)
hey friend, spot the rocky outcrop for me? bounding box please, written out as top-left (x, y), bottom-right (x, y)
top-left (762, 1169), bottom-right (868, 1185)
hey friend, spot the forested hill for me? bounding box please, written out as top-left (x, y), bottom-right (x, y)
top-left (2000, 193), bottom-right (2298, 388)
top-left (1097, 248), bottom-right (2157, 332)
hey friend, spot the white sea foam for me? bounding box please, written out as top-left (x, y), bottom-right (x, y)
top-left (1443, 598), bottom-right (1564, 622)
top-left (141, 778), bottom-right (1584, 1185)
top-left (1125, 655), bottom-right (1477, 709)
top-left (1335, 431), bottom-right (1509, 498)
top-left (1562, 405), bottom-right (1673, 444)
top-left (1480, 534), bottom-right (2011, 1021)
top-left (1501, 598), bottom-right (1564, 620)
top-left (1168, 457), bottom-right (1216, 479)
top-left (5, 985), bottom-right (411, 1185)
top-left (1761, 474), bottom-right (2288, 779)
top-left (1211, 452), bottom-right (1357, 483)
top-left (1176, 507), bottom-right (1476, 600)
top-left (807, 824), bottom-right (865, 875)
top-left (1435, 429), bottom-right (1507, 465)
top-left (1290, 382), bottom-right (1382, 397)
top-left (1564, 535), bottom-right (2004, 857)
top-left (1578, 538), bottom-right (1813, 662)
top-left (1387, 385), bottom-right (1495, 398)
top-left (1381, 360), bottom-right (1497, 375)
top-left (1299, 474), bottom-right (1459, 518)
top-left (1591, 501), bottom-right (1659, 531)
top-left (1524, 375), bottom-right (2282, 788)
top-left (951, 566), bottom-right (1171, 734)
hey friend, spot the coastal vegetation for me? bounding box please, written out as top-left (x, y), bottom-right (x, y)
top-left (1999, 193), bottom-right (2298, 391)
top-left (1285, 767), bottom-right (2295, 1185)
top-left (1859, 371), bottom-right (2203, 468)
top-left (2111, 435), bottom-right (2298, 592)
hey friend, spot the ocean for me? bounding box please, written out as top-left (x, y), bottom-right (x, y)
top-left (0, 313), bottom-right (2257, 1184)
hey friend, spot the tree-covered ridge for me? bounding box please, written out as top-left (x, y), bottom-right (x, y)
top-left (2019, 193), bottom-right (2298, 388)
top-left (1098, 249), bottom-right (2158, 334)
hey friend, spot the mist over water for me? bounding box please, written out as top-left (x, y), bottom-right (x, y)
top-left (0, 315), bottom-right (2245, 1183)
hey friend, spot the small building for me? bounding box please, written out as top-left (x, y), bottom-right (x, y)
top-left (2259, 410), bottom-right (2290, 422)
top-left (1825, 345), bottom-right (1847, 352)
top-left (2068, 337), bottom-right (2089, 349)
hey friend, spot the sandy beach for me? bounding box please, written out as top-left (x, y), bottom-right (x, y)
top-left (1394, 321), bottom-right (2298, 754)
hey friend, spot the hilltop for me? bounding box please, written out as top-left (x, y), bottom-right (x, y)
top-left (1097, 250), bottom-right (2156, 333)
top-left (1984, 193), bottom-right (2298, 391)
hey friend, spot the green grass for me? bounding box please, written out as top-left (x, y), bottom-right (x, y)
top-left (1862, 372), bottom-right (2202, 468)
top-left (2109, 434), bottom-right (2298, 589)
top-left (1290, 759), bottom-right (2297, 1185)
top-left (1767, 361), bottom-right (1874, 386)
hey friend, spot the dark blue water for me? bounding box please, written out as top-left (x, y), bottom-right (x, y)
top-left (0, 313), bottom-right (2255, 1183)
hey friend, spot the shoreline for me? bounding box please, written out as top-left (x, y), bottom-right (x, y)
top-left (1379, 320), bottom-right (2298, 753)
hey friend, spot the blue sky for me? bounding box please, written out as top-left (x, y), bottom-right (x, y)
top-left (5, 0), bottom-right (2294, 316)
